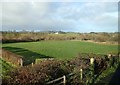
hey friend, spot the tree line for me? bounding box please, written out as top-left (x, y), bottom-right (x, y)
top-left (1, 31), bottom-right (119, 44)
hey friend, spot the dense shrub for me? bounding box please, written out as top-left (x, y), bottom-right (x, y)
top-left (2, 53), bottom-right (119, 85)
top-left (2, 60), bottom-right (71, 85)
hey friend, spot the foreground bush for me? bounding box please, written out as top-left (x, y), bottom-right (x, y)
top-left (2, 53), bottom-right (119, 85)
top-left (2, 60), bottom-right (71, 85)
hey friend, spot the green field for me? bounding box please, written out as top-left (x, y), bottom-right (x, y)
top-left (0, 58), bottom-right (13, 76)
top-left (2, 41), bottom-right (118, 60)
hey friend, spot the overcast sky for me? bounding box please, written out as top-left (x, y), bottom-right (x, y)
top-left (1, 0), bottom-right (119, 32)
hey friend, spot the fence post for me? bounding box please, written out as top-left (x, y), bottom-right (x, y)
top-left (107, 54), bottom-right (112, 67)
top-left (90, 57), bottom-right (95, 77)
top-left (63, 75), bottom-right (66, 85)
top-left (80, 68), bottom-right (83, 82)
top-left (90, 57), bottom-right (94, 65)
top-left (90, 57), bottom-right (95, 72)
top-left (20, 58), bottom-right (23, 66)
top-left (32, 62), bottom-right (34, 67)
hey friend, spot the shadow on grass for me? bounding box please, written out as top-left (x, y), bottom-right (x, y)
top-left (2, 47), bottom-right (53, 66)
top-left (109, 64), bottom-right (120, 85)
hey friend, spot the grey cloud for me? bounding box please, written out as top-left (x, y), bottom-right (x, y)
top-left (2, 2), bottom-right (118, 32)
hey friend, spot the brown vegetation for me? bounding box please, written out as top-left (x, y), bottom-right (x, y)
top-left (3, 60), bottom-right (71, 85)
top-left (1, 31), bottom-right (119, 44)
top-left (2, 53), bottom-right (119, 85)
top-left (1, 49), bottom-right (23, 66)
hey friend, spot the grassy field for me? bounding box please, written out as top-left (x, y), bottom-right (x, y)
top-left (2, 41), bottom-right (119, 60)
top-left (0, 58), bottom-right (13, 76)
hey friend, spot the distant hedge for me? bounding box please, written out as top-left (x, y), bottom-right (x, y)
top-left (1, 32), bottom-right (119, 43)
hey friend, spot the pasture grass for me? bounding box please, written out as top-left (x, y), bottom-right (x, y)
top-left (0, 58), bottom-right (14, 76)
top-left (2, 40), bottom-right (119, 60)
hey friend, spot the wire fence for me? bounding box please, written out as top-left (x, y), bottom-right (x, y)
top-left (46, 54), bottom-right (120, 85)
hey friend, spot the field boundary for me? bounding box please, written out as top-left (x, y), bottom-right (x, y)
top-left (1, 49), bottom-right (23, 66)
top-left (46, 54), bottom-right (120, 85)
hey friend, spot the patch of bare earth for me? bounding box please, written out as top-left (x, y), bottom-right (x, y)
top-left (69, 40), bottom-right (118, 45)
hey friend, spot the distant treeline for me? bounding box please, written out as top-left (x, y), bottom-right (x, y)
top-left (1, 31), bottom-right (119, 43)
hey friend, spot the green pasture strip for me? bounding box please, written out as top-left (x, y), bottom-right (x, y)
top-left (0, 58), bottom-right (14, 76)
top-left (2, 41), bottom-right (119, 60)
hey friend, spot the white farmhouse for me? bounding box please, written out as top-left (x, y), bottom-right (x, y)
top-left (55, 32), bottom-right (59, 34)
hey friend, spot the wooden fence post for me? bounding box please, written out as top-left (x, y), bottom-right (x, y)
top-left (80, 68), bottom-right (83, 81)
top-left (90, 57), bottom-right (95, 76)
top-left (32, 62), bottom-right (34, 67)
top-left (90, 57), bottom-right (94, 65)
top-left (63, 75), bottom-right (66, 85)
top-left (20, 58), bottom-right (23, 66)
